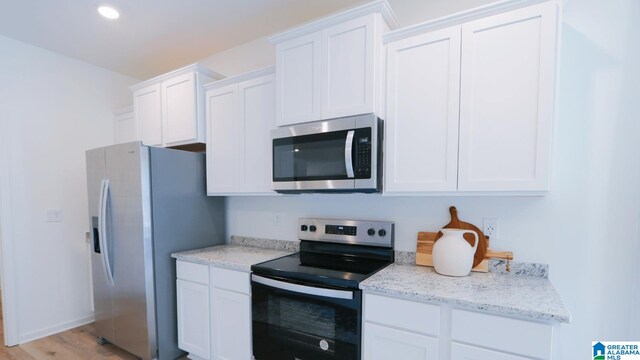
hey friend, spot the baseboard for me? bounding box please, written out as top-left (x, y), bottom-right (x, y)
top-left (18, 313), bottom-right (95, 344)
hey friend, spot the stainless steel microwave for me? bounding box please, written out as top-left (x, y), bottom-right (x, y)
top-left (271, 113), bottom-right (382, 193)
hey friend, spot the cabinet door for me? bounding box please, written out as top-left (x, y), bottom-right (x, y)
top-left (451, 343), bottom-right (530, 360)
top-left (321, 15), bottom-right (376, 119)
top-left (162, 72), bottom-right (198, 146)
top-left (177, 279), bottom-right (210, 360)
top-left (239, 74), bottom-right (276, 194)
top-left (114, 110), bottom-right (138, 144)
top-left (363, 322), bottom-right (439, 360)
top-left (385, 26), bottom-right (461, 193)
top-left (275, 32), bottom-right (322, 126)
top-left (206, 84), bottom-right (241, 194)
top-left (210, 287), bottom-right (251, 360)
top-left (133, 83), bottom-right (162, 146)
top-left (458, 2), bottom-right (557, 191)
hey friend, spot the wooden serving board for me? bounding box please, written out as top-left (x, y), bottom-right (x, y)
top-left (417, 232), bottom-right (490, 272)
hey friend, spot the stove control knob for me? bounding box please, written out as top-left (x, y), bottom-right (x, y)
top-left (378, 229), bottom-right (387, 237)
top-left (367, 228), bottom-right (376, 236)
top-left (309, 225), bottom-right (317, 232)
top-left (301, 225), bottom-right (308, 231)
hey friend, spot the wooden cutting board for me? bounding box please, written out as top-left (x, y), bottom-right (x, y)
top-left (417, 232), bottom-right (490, 272)
top-left (435, 206), bottom-right (488, 268)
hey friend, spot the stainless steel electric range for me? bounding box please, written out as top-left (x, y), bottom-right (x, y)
top-left (251, 218), bottom-right (394, 360)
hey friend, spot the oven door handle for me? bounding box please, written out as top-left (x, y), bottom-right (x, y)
top-left (252, 274), bottom-right (354, 300)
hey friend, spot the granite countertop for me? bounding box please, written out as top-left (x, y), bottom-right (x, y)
top-left (360, 263), bottom-right (571, 323)
top-left (171, 244), bottom-right (293, 272)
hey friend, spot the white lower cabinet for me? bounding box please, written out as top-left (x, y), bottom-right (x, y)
top-left (451, 309), bottom-right (554, 359)
top-left (176, 265), bottom-right (559, 360)
top-left (363, 293), bottom-right (557, 360)
top-left (364, 322), bottom-right (439, 360)
top-left (451, 343), bottom-right (530, 360)
top-left (210, 266), bottom-right (252, 360)
top-left (363, 294), bottom-right (440, 360)
top-left (210, 287), bottom-right (252, 360)
top-left (176, 260), bottom-right (252, 360)
top-left (176, 262), bottom-right (211, 360)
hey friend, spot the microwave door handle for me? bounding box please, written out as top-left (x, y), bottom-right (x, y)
top-left (345, 130), bottom-right (355, 178)
top-left (252, 274), bottom-right (353, 300)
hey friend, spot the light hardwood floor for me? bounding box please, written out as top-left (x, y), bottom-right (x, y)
top-left (0, 321), bottom-right (141, 360)
top-left (0, 294), bottom-right (187, 359)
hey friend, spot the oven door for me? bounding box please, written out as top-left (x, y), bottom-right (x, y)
top-left (251, 274), bottom-right (362, 360)
top-left (271, 114), bottom-right (379, 193)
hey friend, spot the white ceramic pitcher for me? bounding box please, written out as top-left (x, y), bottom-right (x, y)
top-left (432, 229), bottom-right (479, 277)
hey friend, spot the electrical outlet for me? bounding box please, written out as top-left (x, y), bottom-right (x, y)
top-left (483, 218), bottom-right (498, 240)
top-left (273, 212), bottom-right (283, 225)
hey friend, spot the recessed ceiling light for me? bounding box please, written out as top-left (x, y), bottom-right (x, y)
top-left (98, 6), bottom-right (120, 20)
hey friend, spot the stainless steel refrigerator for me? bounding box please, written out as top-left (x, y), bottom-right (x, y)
top-left (86, 141), bottom-right (225, 360)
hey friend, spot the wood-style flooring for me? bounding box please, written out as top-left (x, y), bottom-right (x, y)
top-left (0, 293), bottom-right (187, 359)
top-left (0, 322), bottom-right (141, 360)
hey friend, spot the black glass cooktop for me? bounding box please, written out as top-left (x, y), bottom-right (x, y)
top-left (251, 241), bottom-right (393, 289)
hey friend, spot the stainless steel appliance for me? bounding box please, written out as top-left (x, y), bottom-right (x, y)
top-left (251, 218), bottom-right (394, 360)
top-left (85, 142), bottom-right (225, 360)
top-left (271, 113), bottom-right (383, 193)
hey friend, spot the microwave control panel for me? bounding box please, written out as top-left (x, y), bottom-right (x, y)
top-left (354, 128), bottom-right (372, 179)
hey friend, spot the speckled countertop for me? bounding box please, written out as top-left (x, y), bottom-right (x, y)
top-left (171, 244), bottom-right (292, 272)
top-left (360, 264), bottom-right (571, 323)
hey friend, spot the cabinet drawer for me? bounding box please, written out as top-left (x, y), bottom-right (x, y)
top-left (176, 260), bottom-right (209, 285)
top-left (364, 322), bottom-right (439, 360)
top-left (210, 266), bottom-right (251, 294)
top-left (451, 309), bottom-right (553, 359)
top-left (452, 342), bottom-right (530, 360)
top-left (364, 293), bottom-right (440, 336)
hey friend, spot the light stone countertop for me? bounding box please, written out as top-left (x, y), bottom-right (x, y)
top-left (360, 263), bottom-right (571, 323)
top-left (171, 244), bottom-right (293, 272)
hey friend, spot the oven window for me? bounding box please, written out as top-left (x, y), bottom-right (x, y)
top-left (252, 280), bottom-right (361, 360)
top-left (277, 298), bottom-right (336, 340)
top-left (273, 130), bottom-right (351, 182)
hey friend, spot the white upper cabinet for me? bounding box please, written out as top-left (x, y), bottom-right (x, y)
top-left (240, 75), bottom-right (276, 193)
top-left (206, 83), bottom-right (240, 194)
top-left (271, 0), bottom-right (399, 126)
top-left (321, 15), bottom-right (376, 119)
top-left (385, 26), bottom-right (461, 193)
top-left (133, 83), bottom-right (162, 146)
top-left (383, 0), bottom-right (558, 194)
top-left (130, 64), bottom-right (223, 148)
top-left (162, 72), bottom-right (198, 146)
top-left (113, 106), bottom-right (137, 144)
top-left (275, 32), bottom-right (322, 125)
top-left (458, 2), bottom-right (558, 191)
top-left (205, 68), bottom-right (276, 195)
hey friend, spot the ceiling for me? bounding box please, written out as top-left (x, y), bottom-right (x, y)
top-left (0, 0), bottom-right (364, 79)
top-left (0, 0), bottom-right (495, 79)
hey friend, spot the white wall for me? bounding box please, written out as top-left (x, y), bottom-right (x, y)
top-left (0, 35), bottom-right (137, 343)
top-left (198, 37), bottom-right (275, 77)
top-left (216, 0), bottom-right (640, 357)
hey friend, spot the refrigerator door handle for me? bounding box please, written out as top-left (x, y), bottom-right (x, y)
top-left (98, 179), bottom-right (115, 285)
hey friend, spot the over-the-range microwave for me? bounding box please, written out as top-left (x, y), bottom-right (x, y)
top-left (271, 113), bottom-right (383, 193)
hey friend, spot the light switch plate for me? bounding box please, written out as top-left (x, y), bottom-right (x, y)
top-left (46, 209), bottom-right (63, 222)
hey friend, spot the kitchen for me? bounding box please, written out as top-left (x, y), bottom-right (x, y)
top-left (0, 0), bottom-right (639, 359)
